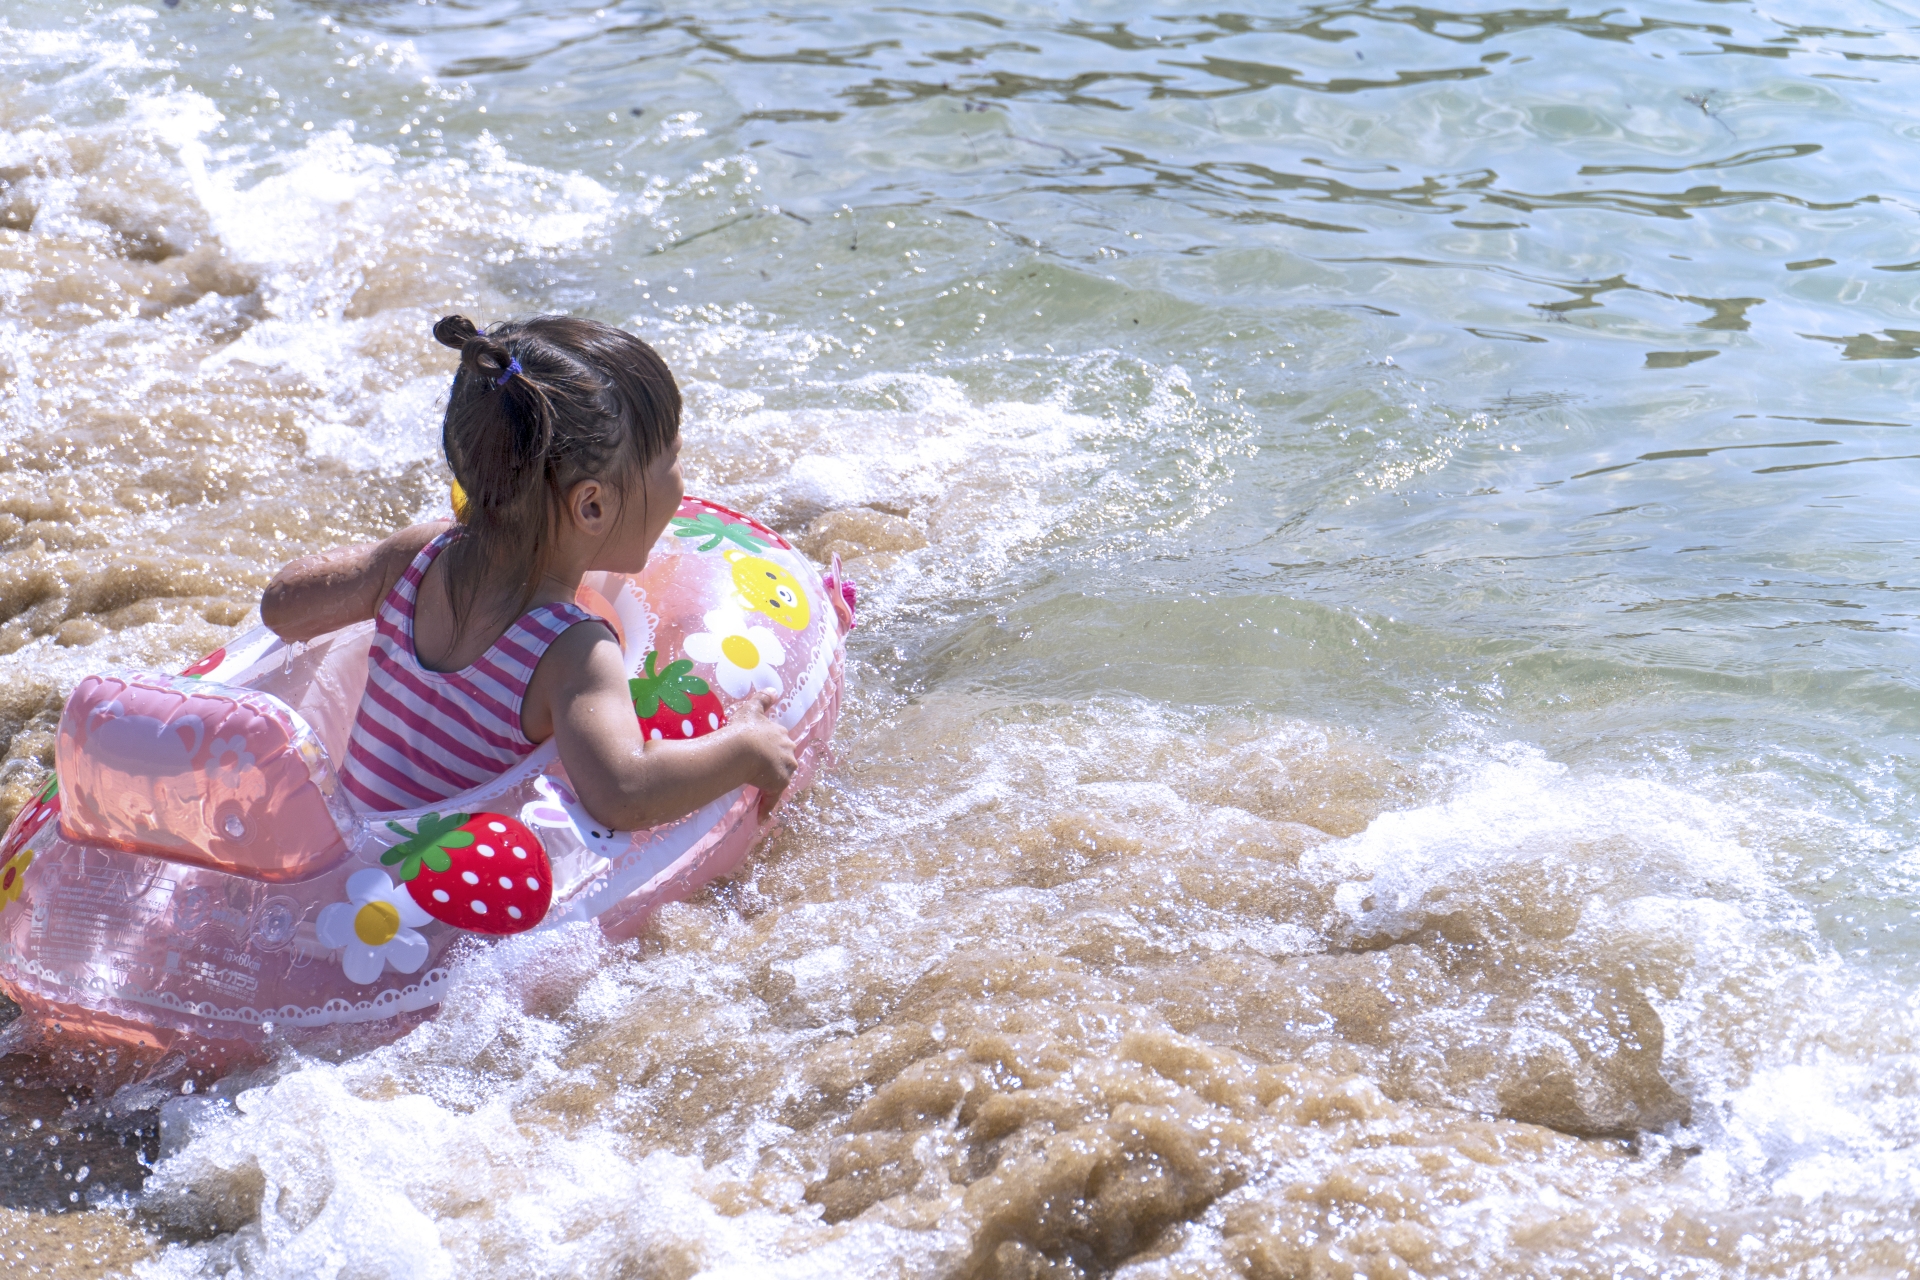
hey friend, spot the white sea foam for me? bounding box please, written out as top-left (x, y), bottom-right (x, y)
top-left (120, 721), bottom-right (1920, 1277)
top-left (1313, 745), bottom-right (1920, 1218)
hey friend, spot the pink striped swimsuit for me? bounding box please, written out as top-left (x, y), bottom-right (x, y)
top-left (340, 532), bottom-right (610, 812)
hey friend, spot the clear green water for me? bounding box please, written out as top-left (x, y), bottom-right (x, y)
top-left (5, 1), bottom-right (1920, 1275)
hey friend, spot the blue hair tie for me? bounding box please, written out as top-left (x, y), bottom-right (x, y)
top-left (494, 357), bottom-right (521, 389)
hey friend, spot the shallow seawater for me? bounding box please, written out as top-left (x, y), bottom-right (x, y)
top-left (4, 0), bottom-right (1920, 1274)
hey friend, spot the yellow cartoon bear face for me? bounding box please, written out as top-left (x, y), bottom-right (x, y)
top-left (726, 551), bottom-right (811, 630)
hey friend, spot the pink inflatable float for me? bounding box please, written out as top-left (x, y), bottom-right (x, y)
top-left (0, 497), bottom-right (849, 1059)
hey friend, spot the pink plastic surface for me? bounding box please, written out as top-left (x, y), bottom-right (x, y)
top-left (56, 675), bottom-right (353, 882)
top-left (0, 497), bottom-right (847, 1060)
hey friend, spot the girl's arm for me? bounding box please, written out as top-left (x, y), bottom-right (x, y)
top-left (260, 521), bottom-right (451, 642)
top-left (526, 622), bottom-right (798, 831)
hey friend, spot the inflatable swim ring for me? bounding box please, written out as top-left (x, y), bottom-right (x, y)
top-left (0, 497), bottom-right (852, 1060)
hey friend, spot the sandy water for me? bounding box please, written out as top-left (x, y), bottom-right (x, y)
top-left (5, 0), bottom-right (1920, 1275)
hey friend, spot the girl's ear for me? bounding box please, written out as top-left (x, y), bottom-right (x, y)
top-left (567, 477), bottom-right (611, 535)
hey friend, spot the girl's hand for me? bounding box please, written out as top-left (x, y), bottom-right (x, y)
top-left (731, 692), bottom-right (799, 818)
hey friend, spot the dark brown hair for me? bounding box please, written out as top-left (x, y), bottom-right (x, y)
top-left (430, 313), bottom-right (680, 638)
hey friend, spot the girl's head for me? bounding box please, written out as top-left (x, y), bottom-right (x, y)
top-left (430, 314), bottom-right (683, 623)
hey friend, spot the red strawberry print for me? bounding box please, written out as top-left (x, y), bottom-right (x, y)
top-left (181, 647), bottom-right (226, 679)
top-left (0, 776), bottom-right (59, 863)
top-left (381, 811), bottom-right (553, 936)
top-left (630, 649), bottom-right (727, 742)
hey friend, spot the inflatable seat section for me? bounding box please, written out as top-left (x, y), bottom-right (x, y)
top-left (55, 674), bottom-right (355, 882)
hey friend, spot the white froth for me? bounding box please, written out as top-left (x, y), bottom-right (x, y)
top-left (1316, 748), bottom-right (1777, 937)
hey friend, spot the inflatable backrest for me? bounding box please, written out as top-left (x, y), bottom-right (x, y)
top-left (55, 674), bottom-right (353, 882)
top-left (231, 621), bottom-right (374, 765)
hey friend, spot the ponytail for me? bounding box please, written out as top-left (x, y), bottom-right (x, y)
top-left (432, 315), bottom-right (561, 517)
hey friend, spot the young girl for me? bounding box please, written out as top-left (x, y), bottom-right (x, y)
top-left (259, 314), bottom-right (797, 829)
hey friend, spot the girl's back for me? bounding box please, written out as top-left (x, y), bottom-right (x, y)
top-left (339, 528), bottom-right (605, 811)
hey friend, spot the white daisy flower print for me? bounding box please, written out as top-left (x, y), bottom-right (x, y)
top-left (315, 868), bottom-right (433, 984)
top-left (682, 605), bottom-right (784, 699)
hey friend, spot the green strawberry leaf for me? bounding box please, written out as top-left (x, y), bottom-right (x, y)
top-left (630, 651), bottom-right (661, 716)
top-left (381, 812), bottom-right (474, 881)
top-left (670, 511), bottom-right (766, 554)
top-left (632, 652), bottom-right (712, 723)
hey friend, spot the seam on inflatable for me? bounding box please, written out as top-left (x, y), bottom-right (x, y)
top-left (0, 938), bottom-right (451, 1030)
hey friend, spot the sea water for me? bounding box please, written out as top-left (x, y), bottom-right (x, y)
top-left (3, 0), bottom-right (1920, 1275)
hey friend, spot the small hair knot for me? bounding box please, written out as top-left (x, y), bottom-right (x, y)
top-left (432, 314), bottom-right (480, 350)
